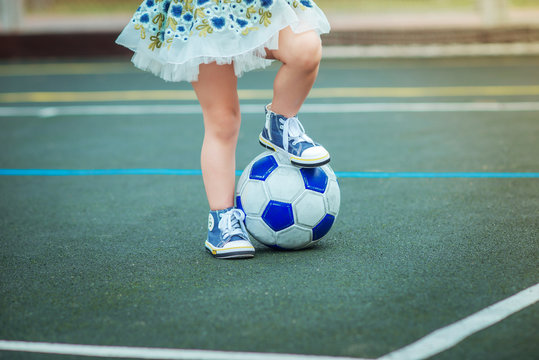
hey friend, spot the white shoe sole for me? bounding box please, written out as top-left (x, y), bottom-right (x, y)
top-left (259, 134), bottom-right (330, 168)
top-left (205, 241), bottom-right (255, 259)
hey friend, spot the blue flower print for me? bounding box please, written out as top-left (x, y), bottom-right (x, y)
top-left (300, 0), bottom-right (313, 8)
top-left (211, 17), bottom-right (226, 30)
top-left (260, 0), bottom-right (273, 8)
top-left (197, 0), bottom-right (210, 5)
top-left (244, 0), bottom-right (255, 5)
top-left (183, 13), bottom-right (193, 22)
top-left (145, 0), bottom-right (154, 7)
top-left (139, 13), bottom-right (150, 23)
top-left (171, 4), bottom-right (183, 17)
top-left (236, 18), bottom-right (248, 28)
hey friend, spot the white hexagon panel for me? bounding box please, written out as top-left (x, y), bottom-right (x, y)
top-left (265, 165), bottom-right (305, 203)
top-left (240, 180), bottom-right (269, 216)
top-left (276, 225), bottom-right (313, 250)
top-left (245, 216), bottom-right (276, 246)
top-left (325, 179), bottom-right (341, 216)
top-left (294, 191), bottom-right (326, 228)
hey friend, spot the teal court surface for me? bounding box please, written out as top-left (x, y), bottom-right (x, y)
top-left (0, 56), bottom-right (538, 359)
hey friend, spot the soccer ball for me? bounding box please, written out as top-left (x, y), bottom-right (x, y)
top-left (236, 151), bottom-right (340, 250)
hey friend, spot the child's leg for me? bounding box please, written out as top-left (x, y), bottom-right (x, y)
top-left (192, 63), bottom-right (254, 259)
top-left (191, 62), bottom-right (240, 211)
top-left (266, 26), bottom-right (322, 117)
top-left (260, 27), bottom-right (329, 167)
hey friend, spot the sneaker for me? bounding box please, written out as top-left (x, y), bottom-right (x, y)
top-left (259, 104), bottom-right (330, 167)
top-left (205, 207), bottom-right (254, 259)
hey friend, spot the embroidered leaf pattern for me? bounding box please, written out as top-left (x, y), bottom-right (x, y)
top-left (258, 9), bottom-right (272, 26)
top-left (152, 13), bottom-right (166, 28)
top-left (134, 24), bottom-right (146, 39)
top-left (165, 17), bottom-right (178, 29)
top-left (241, 26), bottom-right (259, 35)
top-left (245, 6), bottom-right (257, 19)
top-left (196, 19), bottom-right (214, 37)
top-left (148, 34), bottom-right (163, 50)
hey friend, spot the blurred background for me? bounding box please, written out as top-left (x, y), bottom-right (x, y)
top-left (1, 0), bottom-right (539, 57)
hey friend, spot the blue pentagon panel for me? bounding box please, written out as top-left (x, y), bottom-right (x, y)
top-left (312, 214), bottom-right (335, 241)
top-left (235, 195), bottom-right (243, 212)
top-left (250, 155), bottom-right (278, 181)
top-left (300, 167), bottom-right (328, 193)
top-left (262, 201), bottom-right (294, 232)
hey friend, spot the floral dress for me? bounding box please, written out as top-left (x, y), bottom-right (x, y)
top-left (116, 0), bottom-right (330, 82)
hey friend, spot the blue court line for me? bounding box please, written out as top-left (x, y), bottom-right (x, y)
top-left (0, 169), bottom-right (538, 178)
top-left (0, 169), bottom-right (203, 176)
top-left (335, 172), bottom-right (539, 178)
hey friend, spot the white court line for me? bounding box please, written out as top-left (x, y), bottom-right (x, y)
top-left (378, 282), bottom-right (539, 360)
top-left (1, 102), bottom-right (539, 118)
top-left (0, 283), bottom-right (537, 360)
top-left (0, 341), bottom-right (367, 360)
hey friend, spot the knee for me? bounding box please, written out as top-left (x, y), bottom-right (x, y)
top-left (284, 32), bottom-right (322, 71)
top-left (203, 106), bottom-right (241, 142)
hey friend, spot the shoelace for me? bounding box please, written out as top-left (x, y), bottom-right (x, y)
top-left (279, 116), bottom-right (315, 153)
top-left (218, 209), bottom-right (248, 244)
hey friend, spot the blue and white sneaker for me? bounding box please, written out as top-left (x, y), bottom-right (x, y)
top-left (259, 104), bottom-right (330, 167)
top-left (205, 207), bottom-right (254, 259)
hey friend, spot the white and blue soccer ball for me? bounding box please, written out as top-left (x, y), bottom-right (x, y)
top-left (236, 151), bottom-right (340, 250)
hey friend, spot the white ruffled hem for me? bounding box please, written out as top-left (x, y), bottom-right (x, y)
top-left (128, 30), bottom-right (279, 83)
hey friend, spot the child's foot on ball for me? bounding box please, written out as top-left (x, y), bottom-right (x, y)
top-left (205, 207), bottom-right (254, 259)
top-left (259, 104), bottom-right (330, 167)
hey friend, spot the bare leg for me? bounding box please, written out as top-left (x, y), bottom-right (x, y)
top-left (192, 63), bottom-right (240, 211)
top-left (266, 26), bottom-right (323, 117)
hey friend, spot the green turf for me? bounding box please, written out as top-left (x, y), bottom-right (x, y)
top-left (2, 57), bottom-right (539, 94)
top-left (0, 111), bottom-right (537, 173)
top-left (0, 176), bottom-right (537, 358)
top-left (0, 57), bottom-right (538, 359)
